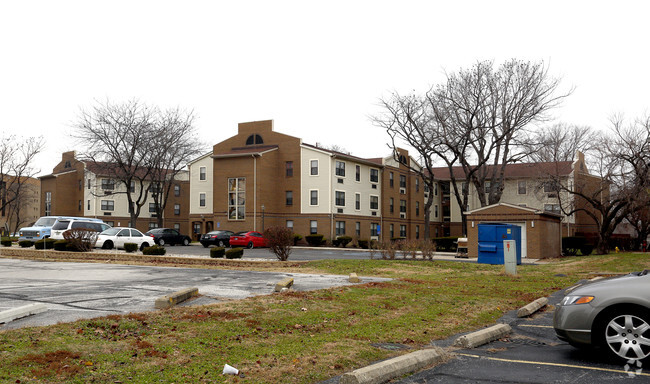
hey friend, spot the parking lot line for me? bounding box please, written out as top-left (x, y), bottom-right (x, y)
top-left (457, 353), bottom-right (650, 377)
top-left (518, 324), bottom-right (554, 328)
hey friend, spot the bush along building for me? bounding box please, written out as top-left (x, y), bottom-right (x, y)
top-left (39, 151), bottom-right (190, 234)
top-left (187, 120), bottom-right (434, 243)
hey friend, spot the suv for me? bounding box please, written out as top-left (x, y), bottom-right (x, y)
top-left (50, 219), bottom-right (112, 240)
top-left (18, 216), bottom-right (105, 242)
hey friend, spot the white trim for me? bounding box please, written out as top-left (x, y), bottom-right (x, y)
top-left (309, 189), bottom-right (319, 206)
top-left (309, 159), bottom-right (319, 176)
top-left (334, 189), bottom-right (346, 207)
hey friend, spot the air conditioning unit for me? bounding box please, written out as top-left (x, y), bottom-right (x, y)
top-left (371, 211), bottom-right (377, 216)
top-left (337, 178), bottom-right (344, 184)
top-left (370, 236), bottom-right (379, 241)
top-left (547, 193), bottom-right (558, 198)
top-left (104, 191), bottom-right (112, 195)
top-left (400, 188), bottom-right (406, 194)
top-left (400, 212), bottom-right (406, 219)
top-left (104, 212), bottom-right (111, 216)
top-left (371, 184), bottom-right (377, 189)
top-left (151, 214), bottom-right (158, 218)
top-left (337, 208), bottom-right (343, 213)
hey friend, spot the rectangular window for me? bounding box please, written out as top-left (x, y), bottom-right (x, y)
top-left (286, 161), bottom-right (293, 177)
top-left (544, 181), bottom-right (559, 193)
top-left (310, 160), bottom-right (318, 176)
top-left (544, 204), bottom-right (561, 214)
top-left (400, 225), bottom-right (407, 237)
top-left (389, 172), bottom-right (394, 187)
top-left (193, 223), bottom-right (201, 235)
top-left (174, 184), bottom-right (181, 197)
top-left (87, 179), bottom-right (91, 189)
top-left (199, 166), bottom-right (207, 181)
top-left (174, 204), bottom-right (180, 215)
top-left (130, 181), bottom-right (135, 193)
top-left (336, 161), bottom-right (345, 177)
top-left (335, 191), bottom-right (345, 206)
top-left (228, 177), bottom-right (245, 219)
top-left (78, 180), bottom-right (82, 191)
top-left (101, 200), bottom-right (114, 211)
top-left (310, 220), bottom-right (318, 234)
top-left (389, 224), bottom-right (394, 238)
top-left (336, 221), bottom-right (346, 236)
top-left (518, 181), bottom-right (527, 194)
top-left (78, 200), bottom-right (82, 211)
top-left (355, 222), bottom-right (360, 237)
top-left (87, 200), bottom-right (90, 210)
top-left (370, 223), bottom-right (379, 237)
top-left (370, 169), bottom-right (379, 183)
top-left (416, 201), bottom-right (420, 216)
top-left (286, 220), bottom-right (294, 230)
top-left (101, 179), bottom-right (114, 190)
top-left (370, 195), bottom-right (379, 210)
top-left (310, 190), bottom-right (318, 206)
top-left (434, 183), bottom-right (438, 196)
top-left (355, 165), bottom-right (360, 181)
top-left (355, 193), bottom-right (360, 210)
top-left (173, 223), bottom-right (180, 231)
top-left (149, 203), bottom-right (156, 213)
top-left (435, 204), bottom-right (439, 218)
top-left (416, 178), bottom-right (420, 192)
top-left (416, 225), bottom-right (420, 239)
top-left (149, 222), bottom-right (158, 230)
top-left (286, 191), bottom-right (293, 206)
top-left (389, 197), bottom-right (394, 213)
top-left (44, 191), bottom-right (51, 215)
top-left (400, 175), bottom-right (407, 188)
top-left (199, 192), bottom-right (206, 207)
top-left (400, 200), bottom-right (407, 213)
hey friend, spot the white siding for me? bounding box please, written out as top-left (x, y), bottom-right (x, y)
top-left (189, 154), bottom-right (213, 214)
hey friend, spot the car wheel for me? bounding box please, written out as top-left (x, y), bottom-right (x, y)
top-left (102, 241), bottom-right (113, 250)
top-left (140, 242), bottom-right (150, 251)
top-left (158, 239), bottom-right (165, 246)
top-left (247, 241), bottom-right (254, 249)
top-left (599, 308), bottom-right (650, 362)
top-left (183, 238), bottom-right (189, 246)
top-left (218, 240), bottom-right (225, 248)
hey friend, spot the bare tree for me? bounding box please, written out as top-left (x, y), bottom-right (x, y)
top-left (147, 107), bottom-right (205, 226)
top-left (314, 142), bottom-right (351, 155)
top-left (5, 180), bottom-right (39, 234)
top-left (0, 135), bottom-right (44, 234)
top-left (527, 123), bottom-right (598, 163)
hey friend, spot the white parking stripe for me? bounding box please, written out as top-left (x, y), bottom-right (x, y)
top-left (518, 324), bottom-right (554, 328)
top-left (457, 353), bottom-right (650, 377)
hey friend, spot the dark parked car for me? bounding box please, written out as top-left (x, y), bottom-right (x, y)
top-left (229, 231), bottom-right (267, 249)
top-left (144, 228), bottom-right (191, 246)
top-left (200, 230), bottom-right (235, 248)
top-left (554, 270), bottom-right (650, 363)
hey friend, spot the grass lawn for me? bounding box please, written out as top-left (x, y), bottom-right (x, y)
top-left (0, 253), bottom-right (648, 383)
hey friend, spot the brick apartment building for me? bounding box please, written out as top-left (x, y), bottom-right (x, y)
top-left (0, 176), bottom-right (40, 235)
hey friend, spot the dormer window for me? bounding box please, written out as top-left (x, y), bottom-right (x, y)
top-left (64, 161), bottom-right (71, 168)
top-left (246, 134), bottom-right (264, 145)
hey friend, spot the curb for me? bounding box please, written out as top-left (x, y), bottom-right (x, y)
top-left (0, 303), bottom-right (48, 324)
top-left (274, 277), bottom-right (294, 292)
top-left (339, 347), bottom-right (447, 384)
top-left (155, 287), bottom-right (199, 309)
top-left (453, 323), bottom-right (512, 348)
top-left (517, 297), bottom-right (548, 318)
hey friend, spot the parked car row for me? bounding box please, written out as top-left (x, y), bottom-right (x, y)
top-left (201, 230), bottom-right (267, 249)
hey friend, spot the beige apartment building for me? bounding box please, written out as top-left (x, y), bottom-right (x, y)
top-left (0, 176), bottom-right (40, 235)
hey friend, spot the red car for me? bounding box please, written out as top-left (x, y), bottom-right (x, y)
top-left (229, 231), bottom-right (267, 249)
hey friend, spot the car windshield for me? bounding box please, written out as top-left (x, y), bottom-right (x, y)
top-left (51, 221), bottom-right (70, 230)
top-left (234, 231), bottom-right (248, 236)
top-left (34, 217), bottom-right (58, 227)
top-left (100, 228), bottom-right (121, 236)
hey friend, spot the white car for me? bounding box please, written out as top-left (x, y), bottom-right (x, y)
top-left (50, 219), bottom-right (111, 240)
top-left (95, 227), bottom-right (152, 250)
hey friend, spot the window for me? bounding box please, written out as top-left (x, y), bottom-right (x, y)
top-left (400, 200), bottom-right (407, 213)
top-left (87, 179), bottom-right (91, 189)
top-left (106, 221), bottom-right (114, 227)
top-left (370, 195), bottom-right (379, 210)
top-left (434, 183), bottom-right (438, 196)
top-left (400, 225), bottom-right (407, 237)
top-left (174, 184), bottom-right (181, 197)
top-left (389, 172), bottom-right (394, 187)
top-left (370, 223), bottom-right (379, 237)
top-left (101, 179), bottom-right (114, 190)
top-left (310, 190), bottom-right (318, 206)
top-left (228, 177), bottom-right (245, 219)
top-left (310, 220), bottom-right (318, 234)
top-left (149, 222), bottom-right (158, 230)
top-left (356, 222), bottom-right (360, 236)
top-left (149, 203), bottom-right (156, 213)
top-left (310, 160), bottom-right (318, 176)
top-left (286, 220), bottom-right (294, 230)
top-left (416, 225), bottom-right (420, 239)
top-left (389, 197), bottom-right (394, 213)
top-left (173, 223), bottom-right (180, 231)
top-left (87, 200), bottom-right (90, 210)
top-left (199, 167), bottom-right (207, 181)
top-left (335, 191), bottom-right (345, 206)
top-left (416, 201), bottom-right (420, 216)
top-left (174, 204), bottom-right (180, 215)
top-left (416, 178), bottom-right (420, 192)
top-left (389, 224), bottom-right (394, 238)
top-left (78, 180), bottom-right (82, 191)
top-left (286, 161), bottom-right (293, 177)
top-left (435, 204), bottom-right (439, 218)
top-left (355, 193), bottom-right (360, 210)
top-left (543, 181), bottom-right (558, 193)
top-left (101, 200), bottom-right (114, 211)
top-left (78, 200), bottom-right (82, 211)
top-left (286, 191), bottom-right (293, 206)
top-left (336, 221), bottom-right (346, 236)
top-left (355, 165), bottom-right (360, 181)
top-left (130, 181), bottom-right (135, 193)
top-left (199, 193), bottom-right (206, 207)
top-left (336, 161), bottom-right (345, 177)
top-left (246, 134), bottom-right (263, 145)
top-left (370, 169), bottom-right (379, 183)
top-left (400, 175), bottom-right (406, 188)
top-left (193, 223), bottom-right (201, 235)
top-left (544, 204), bottom-right (561, 214)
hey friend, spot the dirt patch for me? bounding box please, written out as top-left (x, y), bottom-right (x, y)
top-left (17, 350), bottom-right (84, 379)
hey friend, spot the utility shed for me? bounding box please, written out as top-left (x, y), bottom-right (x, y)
top-left (465, 203), bottom-right (562, 260)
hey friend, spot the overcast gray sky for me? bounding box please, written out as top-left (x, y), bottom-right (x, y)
top-left (2, 0), bottom-right (649, 175)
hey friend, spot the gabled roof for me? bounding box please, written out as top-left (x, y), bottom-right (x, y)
top-left (301, 143), bottom-right (384, 168)
top-left (465, 202), bottom-right (562, 218)
top-left (429, 161), bottom-right (573, 181)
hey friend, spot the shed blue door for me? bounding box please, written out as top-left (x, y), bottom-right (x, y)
top-left (477, 223), bottom-right (521, 265)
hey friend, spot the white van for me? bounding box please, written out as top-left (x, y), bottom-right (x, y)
top-left (50, 219), bottom-right (111, 240)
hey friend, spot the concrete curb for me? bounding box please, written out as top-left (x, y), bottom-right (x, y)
top-left (517, 297), bottom-right (548, 318)
top-left (155, 287), bottom-right (199, 309)
top-left (349, 273), bottom-right (361, 283)
top-left (339, 347), bottom-right (447, 384)
top-left (274, 277), bottom-right (294, 292)
top-left (0, 303), bottom-right (48, 324)
top-left (453, 323), bottom-right (512, 348)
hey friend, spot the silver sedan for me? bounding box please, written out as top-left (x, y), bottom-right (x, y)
top-left (554, 270), bottom-right (650, 362)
